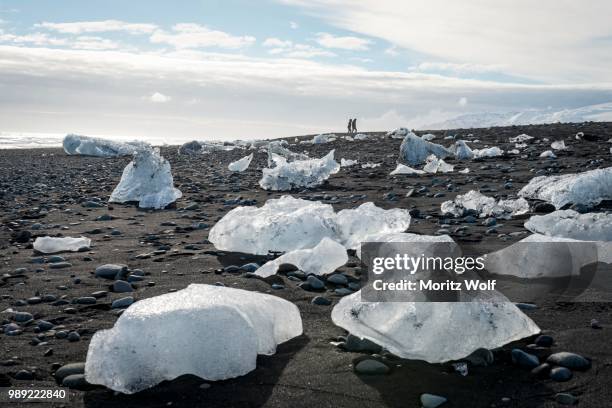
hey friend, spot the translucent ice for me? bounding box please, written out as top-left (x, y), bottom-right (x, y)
top-left (386, 127), bottom-right (410, 139)
top-left (208, 196), bottom-right (411, 255)
top-left (266, 141), bottom-right (309, 166)
top-left (85, 284), bottom-right (302, 394)
top-left (473, 146), bottom-right (503, 158)
top-left (33, 236), bottom-right (91, 253)
top-left (340, 158), bottom-right (358, 167)
top-left (332, 290), bottom-right (540, 363)
top-left (539, 150), bottom-right (557, 159)
top-left (518, 167), bottom-right (612, 209)
top-left (484, 234), bottom-right (602, 278)
top-left (63, 134), bottom-right (149, 157)
top-left (551, 140), bottom-right (567, 150)
top-left (525, 210), bottom-right (612, 241)
top-left (254, 237), bottom-right (347, 277)
top-left (228, 153), bottom-right (253, 172)
top-left (354, 133), bottom-right (369, 140)
top-left (421, 133), bottom-right (436, 141)
top-left (441, 190), bottom-right (529, 219)
top-left (361, 162), bottom-right (381, 169)
top-left (109, 148), bottom-right (182, 209)
top-left (259, 150), bottom-right (340, 191)
top-left (178, 140), bottom-right (237, 155)
top-left (398, 132), bottom-right (452, 165)
top-left (390, 164), bottom-right (425, 175)
top-left (509, 134), bottom-right (533, 143)
top-left (423, 155), bottom-right (454, 173)
top-left (452, 140), bottom-right (474, 160)
top-left (312, 133), bottom-right (336, 144)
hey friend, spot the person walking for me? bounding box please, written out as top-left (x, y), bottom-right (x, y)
top-left (351, 118), bottom-right (357, 133)
top-left (347, 118), bottom-right (353, 134)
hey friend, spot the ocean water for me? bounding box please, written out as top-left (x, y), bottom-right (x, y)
top-left (0, 132), bottom-right (66, 149)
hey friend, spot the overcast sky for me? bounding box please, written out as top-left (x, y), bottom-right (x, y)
top-left (1, 0), bottom-right (611, 143)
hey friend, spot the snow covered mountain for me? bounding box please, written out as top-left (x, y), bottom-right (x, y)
top-left (426, 102), bottom-right (612, 130)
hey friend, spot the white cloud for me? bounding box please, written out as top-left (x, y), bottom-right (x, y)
top-left (315, 32), bottom-right (372, 50)
top-left (149, 92), bottom-right (172, 103)
top-left (414, 62), bottom-right (505, 74)
top-left (290, 21), bottom-right (299, 29)
top-left (458, 96), bottom-right (468, 106)
top-left (72, 36), bottom-right (120, 50)
top-left (278, 0), bottom-right (612, 83)
top-left (263, 37), bottom-right (335, 58)
top-left (0, 32), bottom-right (67, 46)
top-left (150, 23), bottom-right (255, 49)
top-left (36, 20), bottom-right (157, 34)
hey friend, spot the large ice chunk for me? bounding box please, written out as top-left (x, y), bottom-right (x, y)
top-left (398, 132), bottom-right (452, 165)
top-left (254, 237), bottom-right (347, 277)
top-left (63, 134), bottom-right (149, 157)
top-left (423, 155), bottom-right (454, 173)
top-left (109, 148), bottom-right (182, 209)
top-left (259, 150), bottom-right (340, 191)
top-left (178, 140), bottom-right (238, 155)
top-left (452, 140), bottom-right (474, 160)
top-left (484, 234), bottom-right (602, 278)
top-left (355, 232), bottom-right (454, 259)
top-left (441, 190), bottom-right (529, 219)
top-left (228, 153), bottom-right (253, 172)
top-left (208, 196), bottom-right (411, 254)
top-left (390, 164), bottom-right (425, 175)
top-left (266, 141), bottom-right (309, 166)
top-left (525, 210), bottom-right (612, 241)
top-left (518, 167), bottom-right (612, 209)
top-left (332, 290), bottom-right (540, 363)
top-left (85, 284), bottom-right (302, 394)
top-left (386, 127), bottom-right (410, 139)
top-left (473, 146), bottom-right (503, 158)
top-left (33, 236), bottom-right (91, 254)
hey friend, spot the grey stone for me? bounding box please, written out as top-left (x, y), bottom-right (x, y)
top-left (95, 264), bottom-right (128, 280)
top-left (13, 311), bottom-right (33, 323)
top-left (420, 393), bottom-right (447, 408)
top-left (307, 275), bottom-right (325, 290)
top-left (54, 362), bottom-right (85, 381)
top-left (550, 367), bottom-right (572, 382)
top-left (354, 359), bottom-right (390, 375)
top-left (112, 280), bottom-right (133, 293)
top-left (111, 296), bottom-right (134, 309)
top-left (62, 374), bottom-right (91, 390)
top-left (344, 334), bottom-right (382, 353)
top-left (49, 262), bottom-right (72, 269)
top-left (547, 352), bottom-right (591, 370)
top-left (555, 393), bottom-right (578, 405)
top-left (311, 296), bottom-right (332, 306)
top-left (327, 274), bottom-right (348, 285)
top-left (511, 349), bottom-right (539, 368)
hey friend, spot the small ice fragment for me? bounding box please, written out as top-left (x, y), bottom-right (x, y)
top-left (228, 153), bottom-right (253, 172)
top-left (33, 236), bottom-right (91, 254)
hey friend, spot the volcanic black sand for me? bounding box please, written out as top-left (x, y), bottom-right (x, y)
top-left (1, 122), bottom-right (612, 408)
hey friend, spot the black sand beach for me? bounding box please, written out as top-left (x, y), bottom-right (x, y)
top-left (2, 122), bottom-right (612, 408)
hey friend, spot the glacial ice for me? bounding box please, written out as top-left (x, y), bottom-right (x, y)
top-left (63, 134), bottom-right (149, 157)
top-left (551, 140), bottom-right (567, 150)
top-left (473, 146), bottom-right (503, 158)
top-left (33, 236), bottom-right (91, 254)
top-left (266, 141), bottom-right (309, 166)
top-left (85, 284), bottom-right (302, 394)
top-left (509, 134), bottom-right (533, 143)
top-left (228, 153), bottom-right (253, 172)
top-left (354, 232), bottom-right (454, 260)
top-left (484, 234), bottom-right (602, 278)
top-left (178, 140), bottom-right (238, 155)
top-left (254, 237), bottom-right (347, 277)
top-left (361, 162), bottom-right (381, 169)
top-left (386, 127), bottom-right (410, 139)
top-left (390, 164), bottom-right (425, 175)
top-left (354, 133), bottom-right (369, 140)
top-left (539, 150), bottom-right (557, 159)
top-left (109, 148), bottom-right (182, 209)
top-left (421, 133), bottom-right (436, 141)
top-left (259, 150), bottom-right (340, 191)
top-left (423, 155), bottom-right (454, 173)
top-left (441, 190), bottom-right (529, 219)
top-left (312, 133), bottom-right (336, 144)
top-left (331, 290), bottom-right (540, 363)
top-left (525, 210), bottom-right (612, 241)
top-left (518, 167), bottom-right (612, 209)
top-left (208, 196), bottom-right (411, 255)
top-left (398, 132), bottom-right (452, 165)
top-left (340, 158), bottom-right (358, 167)
top-left (452, 140), bottom-right (474, 160)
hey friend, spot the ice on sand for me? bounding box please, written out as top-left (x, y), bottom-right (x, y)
top-left (228, 153), bottom-right (253, 172)
top-left (63, 134), bottom-right (149, 157)
top-left (311, 133), bottom-right (336, 144)
top-left (525, 210), bottom-right (612, 241)
top-left (441, 190), bottom-right (529, 219)
top-left (254, 237), bottom-right (347, 277)
top-left (85, 284), bottom-right (302, 394)
top-left (266, 141), bottom-right (309, 166)
top-left (423, 155), bottom-right (454, 173)
top-left (509, 134), bottom-right (533, 143)
top-left (259, 150), bottom-right (339, 191)
top-left (452, 140), bottom-right (474, 160)
top-left (398, 132), bottom-right (452, 165)
top-left (109, 148), bottom-right (182, 209)
top-left (518, 167), bottom-right (612, 209)
top-left (484, 234), bottom-right (603, 278)
top-left (33, 236), bottom-right (91, 253)
top-left (340, 158), bottom-right (358, 167)
top-left (551, 140), bottom-right (567, 150)
top-left (332, 290), bottom-right (539, 363)
top-left (473, 146), bottom-right (503, 158)
top-left (208, 196), bottom-right (411, 255)
top-left (178, 140), bottom-right (237, 155)
top-left (354, 232), bottom-right (454, 260)
top-left (390, 164), bottom-right (425, 175)
top-left (386, 127), bottom-right (411, 139)
top-left (539, 150), bottom-right (557, 159)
